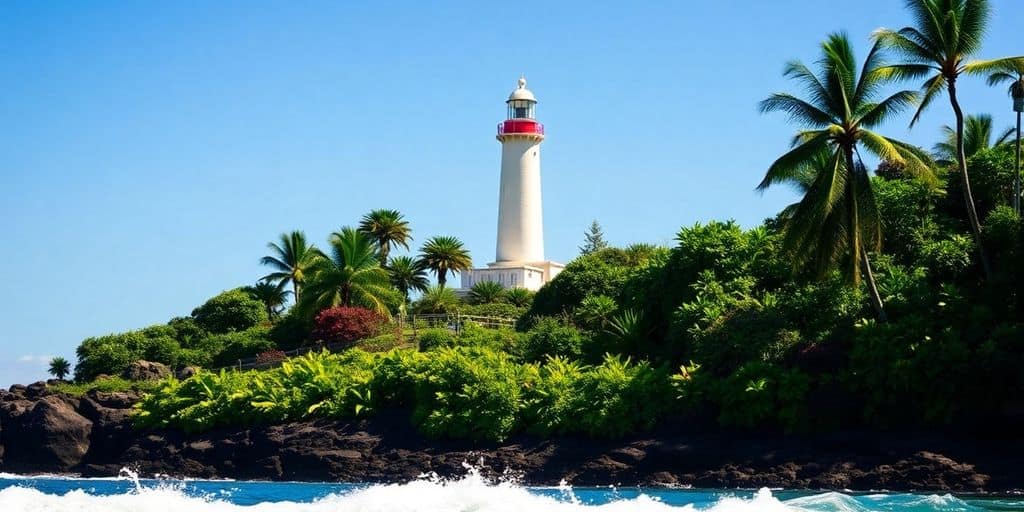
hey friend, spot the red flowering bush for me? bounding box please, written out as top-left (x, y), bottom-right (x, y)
top-left (312, 307), bottom-right (385, 345)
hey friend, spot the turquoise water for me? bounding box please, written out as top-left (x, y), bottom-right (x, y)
top-left (0, 471), bottom-right (1022, 511)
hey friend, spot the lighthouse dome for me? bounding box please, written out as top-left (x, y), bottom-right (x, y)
top-left (507, 76), bottom-right (537, 102)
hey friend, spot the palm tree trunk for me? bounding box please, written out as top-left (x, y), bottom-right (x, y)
top-left (292, 280), bottom-right (300, 306)
top-left (845, 145), bottom-right (887, 321)
top-left (860, 246), bottom-right (887, 322)
top-left (1015, 110), bottom-right (1021, 214)
top-left (437, 270), bottom-right (447, 288)
top-left (948, 80), bottom-right (992, 279)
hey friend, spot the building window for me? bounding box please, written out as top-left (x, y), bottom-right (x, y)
top-left (511, 273), bottom-right (517, 286)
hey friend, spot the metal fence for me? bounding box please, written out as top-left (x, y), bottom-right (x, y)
top-left (221, 313), bottom-right (516, 372)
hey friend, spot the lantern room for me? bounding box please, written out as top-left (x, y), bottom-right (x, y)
top-left (498, 76), bottom-right (544, 139)
top-left (507, 76), bottom-right (536, 119)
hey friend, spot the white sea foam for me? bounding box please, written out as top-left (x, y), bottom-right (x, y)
top-left (0, 472), bottom-right (806, 512)
top-left (0, 470), bottom-right (986, 512)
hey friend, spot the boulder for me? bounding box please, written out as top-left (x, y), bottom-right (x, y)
top-left (7, 384), bottom-right (26, 397)
top-left (25, 381), bottom-right (48, 398)
top-left (122, 361), bottom-right (171, 381)
top-left (1, 395), bottom-right (92, 470)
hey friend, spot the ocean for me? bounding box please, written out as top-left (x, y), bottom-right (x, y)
top-left (0, 470), bottom-right (1021, 511)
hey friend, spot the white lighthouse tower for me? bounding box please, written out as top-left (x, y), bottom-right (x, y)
top-left (461, 77), bottom-right (563, 291)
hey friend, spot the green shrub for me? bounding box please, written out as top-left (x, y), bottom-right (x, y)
top-left (191, 289), bottom-right (269, 334)
top-left (575, 295), bottom-right (617, 330)
top-left (919, 235), bottom-right (974, 280)
top-left (458, 302), bottom-right (527, 319)
top-left (523, 356), bottom-right (585, 435)
top-left (709, 362), bottom-right (809, 431)
top-left (519, 317), bottom-right (585, 362)
top-left (371, 349), bottom-right (426, 406)
top-left (269, 312), bottom-right (311, 351)
top-left (412, 348), bottom-right (525, 442)
top-left (209, 327), bottom-right (275, 367)
top-left (75, 332), bottom-right (145, 381)
top-left (143, 336), bottom-right (183, 369)
top-left (51, 376), bottom-right (159, 397)
top-left (418, 328), bottom-right (457, 351)
top-left (528, 248), bottom-right (636, 318)
top-left (567, 355), bottom-right (670, 438)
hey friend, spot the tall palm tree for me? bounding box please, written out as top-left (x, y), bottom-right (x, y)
top-left (358, 209), bottom-right (412, 266)
top-left (301, 227), bottom-right (395, 317)
top-left (387, 255), bottom-right (430, 301)
top-left (244, 280), bottom-right (291, 319)
top-left (982, 58), bottom-right (1024, 212)
top-left (260, 231), bottom-right (318, 303)
top-left (419, 236), bottom-right (472, 288)
top-left (933, 114), bottom-right (1014, 164)
top-left (874, 0), bottom-right (1021, 275)
top-left (759, 33), bottom-right (934, 321)
top-left (48, 356), bottom-right (71, 381)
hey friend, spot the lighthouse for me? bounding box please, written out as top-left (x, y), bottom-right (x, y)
top-left (461, 77), bottom-right (564, 292)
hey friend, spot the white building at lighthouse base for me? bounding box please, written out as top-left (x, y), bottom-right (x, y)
top-left (461, 260), bottom-right (564, 292)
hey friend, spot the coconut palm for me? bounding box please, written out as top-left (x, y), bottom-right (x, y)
top-left (48, 356), bottom-right (71, 380)
top-left (759, 33), bottom-right (935, 321)
top-left (982, 58), bottom-right (1024, 212)
top-left (358, 209), bottom-right (412, 266)
top-left (387, 255), bottom-right (430, 301)
top-left (244, 280), bottom-right (291, 319)
top-left (468, 280), bottom-right (505, 305)
top-left (874, 0), bottom-right (1022, 273)
top-left (933, 114), bottom-right (1014, 164)
top-left (419, 236), bottom-right (472, 288)
top-left (301, 227), bottom-right (395, 317)
top-left (260, 231), bottom-right (319, 303)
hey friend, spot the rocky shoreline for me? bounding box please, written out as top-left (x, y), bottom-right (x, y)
top-left (1, 384), bottom-right (1021, 492)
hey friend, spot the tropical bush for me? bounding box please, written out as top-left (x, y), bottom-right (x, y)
top-left (191, 289), bottom-right (269, 334)
top-left (311, 306), bottom-right (385, 345)
top-left (517, 317), bottom-right (585, 362)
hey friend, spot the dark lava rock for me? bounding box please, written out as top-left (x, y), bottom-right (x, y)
top-left (1, 395), bottom-right (92, 470)
top-left (25, 381), bottom-right (49, 399)
top-left (122, 361), bottom-right (171, 381)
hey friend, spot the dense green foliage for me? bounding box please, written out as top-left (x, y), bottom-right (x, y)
top-left (136, 348), bottom-right (675, 441)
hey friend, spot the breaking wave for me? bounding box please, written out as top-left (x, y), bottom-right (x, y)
top-left (0, 468), bottom-right (998, 511)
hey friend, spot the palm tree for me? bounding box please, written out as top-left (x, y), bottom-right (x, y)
top-left (358, 209), bottom-right (412, 266)
top-left (933, 114), bottom-right (1014, 164)
top-left (413, 285), bottom-right (462, 314)
top-left (983, 58), bottom-right (1024, 212)
top-left (244, 280), bottom-right (291, 319)
top-left (48, 357), bottom-right (71, 380)
top-left (387, 255), bottom-right (430, 301)
top-left (874, 0), bottom-right (1022, 274)
top-left (301, 227), bottom-right (395, 317)
top-left (468, 280), bottom-right (505, 305)
top-left (502, 287), bottom-right (534, 307)
top-left (759, 33), bottom-right (935, 321)
top-left (419, 236), bottom-right (472, 288)
top-left (260, 231), bottom-right (319, 303)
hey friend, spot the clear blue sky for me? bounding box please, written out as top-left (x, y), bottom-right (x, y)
top-left (1, 1), bottom-right (1020, 386)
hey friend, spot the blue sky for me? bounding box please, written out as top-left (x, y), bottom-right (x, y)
top-left (0, 1), bottom-right (1020, 386)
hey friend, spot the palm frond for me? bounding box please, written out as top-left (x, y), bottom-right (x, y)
top-left (757, 131), bottom-right (831, 191)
